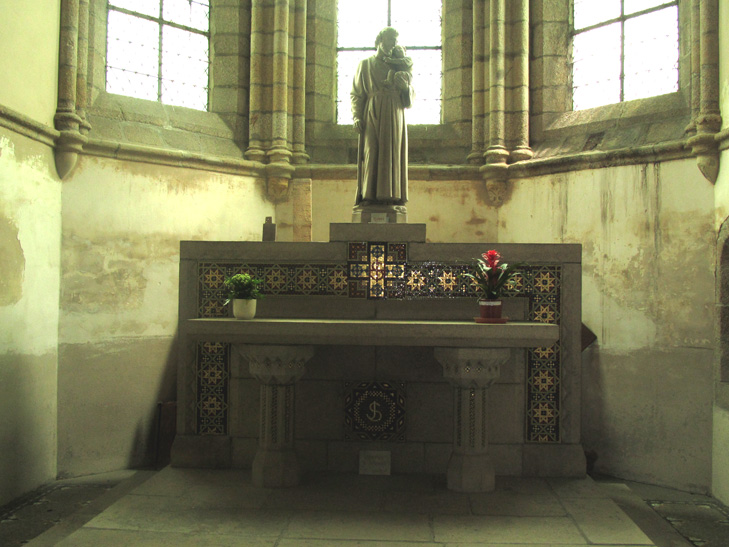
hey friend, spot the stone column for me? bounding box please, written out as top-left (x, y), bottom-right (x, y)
top-left (244, 345), bottom-right (313, 487)
top-left (468, 0), bottom-right (487, 164)
top-left (508, 0), bottom-right (532, 162)
top-left (434, 347), bottom-right (511, 492)
top-left (55, 0), bottom-right (88, 179)
top-left (484, 0), bottom-right (507, 168)
top-left (291, 0), bottom-right (308, 165)
top-left (688, 0), bottom-right (721, 183)
top-left (76, 0), bottom-right (91, 134)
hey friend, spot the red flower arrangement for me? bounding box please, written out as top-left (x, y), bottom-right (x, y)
top-left (464, 249), bottom-right (521, 300)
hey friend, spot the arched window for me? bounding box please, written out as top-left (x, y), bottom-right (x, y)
top-left (336, 0), bottom-right (442, 125)
top-left (105, 0), bottom-right (210, 110)
top-left (571, 0), bottom-right (679, 110)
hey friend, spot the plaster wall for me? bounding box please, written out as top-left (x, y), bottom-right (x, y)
top-left (0, 130), bottom-right (62, 506)
top-left (505, 161), bottom-right (714, 492)
top-left (312, 159), bottom-right (714, 492)
top-left (57, 157), bottom-right (273, 477)
top-left (0, 0), bottom-right (60, 126)
top-left (312, 179), bottom-right (499, 243)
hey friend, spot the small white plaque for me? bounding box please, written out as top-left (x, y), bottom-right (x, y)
top-left (359, 450), bottom-right (391, 475)
top-left (369, 213), bottom-right (389, 224)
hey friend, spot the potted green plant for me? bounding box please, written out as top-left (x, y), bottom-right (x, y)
top-left (223, 273), bottom-right (263, 320)
top-left (463, 250), bottom-right (521, 323)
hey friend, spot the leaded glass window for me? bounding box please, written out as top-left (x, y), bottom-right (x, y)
top-left (572, 0), bottom-right (679, 111)
top-left (106, 0), bottom-right (210, 110)
top-left (336, 0), bottom-right (442, 125)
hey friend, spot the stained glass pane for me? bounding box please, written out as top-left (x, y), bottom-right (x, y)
top-left (572, 23), bottom-right (621, 110)
top-left (163, 0), bottom-right (209, 32)
top-left (407, 49), bottom-right (441, 124)
top-left (161, 25), bottom-right (209, 109)
top-left (106, 10), bottom-right (160, 100)
top-left (337, 0), bottom-right (388, 48)
top-left (391, 0), bottom-right (442, 47)
top-left (573, 0), bottom-right (620, 30)
top-left (109, 0), bottom-right (159, 18)
top-left (336, 50), bottom-right (368, 124)
top-left (624, 0), bottom-right (672, 15)
top-left (624, 7), bottom-right (678, 101)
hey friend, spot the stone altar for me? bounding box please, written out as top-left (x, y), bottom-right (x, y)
top-left (172, 224), bottom-right (584, 491)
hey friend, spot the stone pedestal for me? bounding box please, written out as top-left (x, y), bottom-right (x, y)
top-left (352, 203), bottom-right (408, 223)
top-left (434, 347), bottom-right (511, 492)
top-left (241, 345), bottom-right (314, 487)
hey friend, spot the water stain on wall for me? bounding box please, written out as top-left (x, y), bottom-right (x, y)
top-left (0, 214), bottom-right (25, 305)
top-left (60, 232), bottom-right (180, 313)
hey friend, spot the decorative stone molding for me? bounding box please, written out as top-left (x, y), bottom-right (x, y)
top-left (54, 0), bottom-right (91, 179)
top-left (688, 0), bottom-right (721, 183)
top-left (434, 347), bottom-right (511, 492)
top-left (238, 344), bottom-right (313, 487)
top-left (246, 0), bottom-right (309, 202)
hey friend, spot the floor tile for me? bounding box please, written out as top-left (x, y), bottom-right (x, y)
top-left (84, 494), bottom-right (291, 537)
top-left (561, 498), bottom-right (654, 545)
top-left (382, 489), bottom-right (472, 515)
top-left (432, 515), bottom-right (587, 544)
top-left (285, 511), bottom-right (433, 542)
top-left (470, 491), bottom-right (567, 517)
top-left (56, 528), bottom-right (278, 546)
top-left (548, 477), bottom-right (610, 500)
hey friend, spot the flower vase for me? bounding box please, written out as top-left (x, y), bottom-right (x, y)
top-left (475, 299), bottom-right (507, 323)
top-left (233, 299), bottom-right (257, 320)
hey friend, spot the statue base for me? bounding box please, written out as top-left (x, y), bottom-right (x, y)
top-left (352, 204), bottom-right (408, 224)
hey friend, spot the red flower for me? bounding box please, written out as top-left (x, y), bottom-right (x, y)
top-left (482, 250), bottom-right (501, 269)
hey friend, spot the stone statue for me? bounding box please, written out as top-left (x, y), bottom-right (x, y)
top-left (351, 27), bottom-right (414, 223)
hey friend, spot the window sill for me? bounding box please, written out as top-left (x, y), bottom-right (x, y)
top-left (86, 92), bottom-right (244, 158)
top-left (534, 91), bottom-right (691, 159)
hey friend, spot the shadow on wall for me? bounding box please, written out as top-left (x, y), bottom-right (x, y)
top-left (129, 334), bottom-right (179, 470)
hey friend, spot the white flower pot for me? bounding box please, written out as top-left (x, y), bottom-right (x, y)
top-left (232, 299), bottom-right (257, 320)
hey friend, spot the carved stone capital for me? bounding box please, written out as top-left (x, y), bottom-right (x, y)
top-left (240, 344), bottom-right (313, 385)
top-left (265, 162), bottom-right (296, 202)
top-left (688, 132), bottom-right (720, 184)
top-left (54, 128), bottom-right (88, 179)
top-left (434, 347), bottom-right (510, 388)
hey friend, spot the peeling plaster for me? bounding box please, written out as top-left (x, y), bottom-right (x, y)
top-left (0, 214), bottom-right (24, 305)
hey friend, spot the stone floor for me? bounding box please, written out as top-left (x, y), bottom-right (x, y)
top-left (0, 467), bottom-right (727, 546)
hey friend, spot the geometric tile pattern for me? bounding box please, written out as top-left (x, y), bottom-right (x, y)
top-left (196, 341), bottom-right (230, 435)
top-left (198, 262), bottom-right (348, 317)
top-left (404, 263), bottom-right (562, 442)
top-left (344, 381), bottom-right (406, 442)
top-left (347, 242), bottom-right (408, 298)
top-left (195, 249), bottom-right (563, 443)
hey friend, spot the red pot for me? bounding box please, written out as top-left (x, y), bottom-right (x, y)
top-left (479, 299), bottom-right (502, 319)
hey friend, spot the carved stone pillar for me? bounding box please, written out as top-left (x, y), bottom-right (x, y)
top-left (434, 347), bottom-right (511, 492)
top-left (247, 0), bottom-right (308, 201)
top-left (688, 0), bottom-right (721, 183)
top-left (243, 345), bottom-right (313, 487)
top-left (55, 0), bottom-right (89, 179)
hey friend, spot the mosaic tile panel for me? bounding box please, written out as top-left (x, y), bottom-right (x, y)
top-left (347, 242), bottom-right (407, 299)
top-left (198, 262), bottom-right (348, 317)
top-left (344, 381), bottom-right (406, 442)
top-left (195, 254), bottom-right (563, 443)
top-left (196, 341), bottom-right (230, 435)
top-left (402, 263), bottom-right (563, 443)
